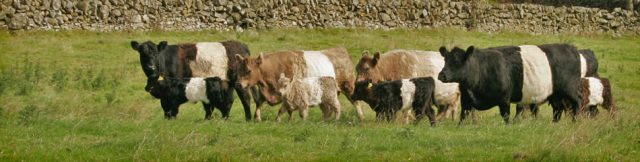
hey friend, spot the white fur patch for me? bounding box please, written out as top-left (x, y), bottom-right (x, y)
top-left (519, 45), bottom-right (554, 104)
top-left (579, 53), bottom-right (587, 77)
top-left (304, 77), bottom-right (324, 106)
top-left (303, 51), bottom-right (336, 78)
top-left (400, 79), bottom-right (417, 111)
top-left (191, 43), bottom-right (228, 80)
top-left (434, 80), bottom-right (459, 104)
top-left (185, 78), bottom-right (210, 104)
top-left (586, 77), bottom-right (604, 106)
top-left (416, 51), bottom-right (446, 78)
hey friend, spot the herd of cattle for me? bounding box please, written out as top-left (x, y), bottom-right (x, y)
top-left (130, 40), bottom-right (615, 125)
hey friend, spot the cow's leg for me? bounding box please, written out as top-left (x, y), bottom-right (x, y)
top-left (498, 103), bottom-right (511, 124)
top-left (515, 104), bottom-right (525, 120)
top-left (234, 84), bottom-right (253, 121)
top-left (169, 103), bottom-right (180, 119)
top-left (287, 109), bottom-right (294, 122)
top-left (567, 95), bottom-right (581, 122)
top-left (425, 96), bottom-right (436, 126)
top-left (160, 99), bottom-right (172, 119)
top-left (319, 103), bottom-right (331, 121)
top-left (219, 103), bottom-right (232, 120)
top-left (435, 104), bottom-right (447, 121)
top-left (340, 84), bottom-right (365, 120)
top-left (588, 106), bottom-right (599, 118)
top-left (388, 109), bottom-right (397, 122)
top-left (403, 108), bottom-right (413, 124)
top-left (333, 101), bottom-right (342, 121)
top-left (345, 97), bottom-right (364, 121)
top-left (202, 103), bottom-right (213, 120)
top-left (375, 111), bottom-right (384, 122)
top-left (276, 105), bottom-right (287, 122)
top-left (530, 104), bottom-right (540, 119)
top-left (458, 93), bottom-right (473, 126)
top-left (161, 99), bottom-right (180, 119)
top-left (449, 102), bottom-right (458, 121)
top-left (550, 99), bottom-right (564, 122)
top-left (250, 86), bottom-right (265, 122)
top-left (299, 107), bottom-right (309, 121)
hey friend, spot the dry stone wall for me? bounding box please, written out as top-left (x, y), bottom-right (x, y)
top-left (1, 0), bottom-right (638, 34)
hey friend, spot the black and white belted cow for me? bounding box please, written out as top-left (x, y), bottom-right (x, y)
top-left (515, 49), bottom-right (600, 119)
top-left (439, 44), bottom-right (583, 124)
top-left (131, 40), bottom-right (259, 120)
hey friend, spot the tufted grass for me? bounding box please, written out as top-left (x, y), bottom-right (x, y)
top-left (0, 28), bottom-right (638, 161)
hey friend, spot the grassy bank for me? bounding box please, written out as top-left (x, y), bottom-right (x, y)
top-left (0, 28), bottom-right (638, 161)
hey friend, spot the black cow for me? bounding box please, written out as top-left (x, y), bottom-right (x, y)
top-left (439, 44), bottom-right (582, 124)
top-left (131, 40), bottom-right (260, 120)
top-left (148, 77), bottom-right (233, 119)
top-left (515, 48), bottom-right (600, 119)
top-left (351, 77), bottom-right (437, 125)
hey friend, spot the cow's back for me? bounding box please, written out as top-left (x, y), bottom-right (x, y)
top-left (414, 50), bottom-right (445, 78)
top-left (375, 50), bottom-right (443, 81)
top-left (579, 49), bottom-right (599, 77)
top-left (261, 51), bottom-right (307, 90)
top-left (538, 44), bottom-right (582, 95)
top-left (320, 47), bottom-right (356, 91)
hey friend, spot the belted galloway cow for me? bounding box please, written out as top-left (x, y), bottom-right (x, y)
top-left (439, 44), bottom-right (583, 124)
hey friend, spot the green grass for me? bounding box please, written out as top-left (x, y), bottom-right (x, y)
top-left (0, 28), bottom-right (639, 161)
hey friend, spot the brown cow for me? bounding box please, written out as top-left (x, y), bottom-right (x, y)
top-left (236, 47), bottom-right (362, 121)
top-left (355, 50), bottom-right (459, 121)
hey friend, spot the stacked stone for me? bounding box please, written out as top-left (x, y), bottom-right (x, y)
top-left (0, 0), bottom-right (638, 34)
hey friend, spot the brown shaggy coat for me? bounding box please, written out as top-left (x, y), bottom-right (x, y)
top-left (236, 47), bottom-right (360, 121)
top-left (580, 77), bottom-right (615, 118)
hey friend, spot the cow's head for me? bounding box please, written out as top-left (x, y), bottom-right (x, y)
top-left (438, 46), bottom-right (474, 83)
top-left (146, 80), bottom-right (166, 99)
top-left (146, 79), bottom-right (184, 120)
top-left (277, 73), bottom-right (292, 95)
top-left (350, 79), bottom-right (374, 101)
top-left (235, 53), bottom-right (264, 88)
top-left (355, 51), bottom-right (382, 82)
top-left (131, 40), bottom-right (168, 92)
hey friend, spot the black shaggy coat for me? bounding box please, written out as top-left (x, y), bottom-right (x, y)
top-left (351, 77), bottom-right (437, 125)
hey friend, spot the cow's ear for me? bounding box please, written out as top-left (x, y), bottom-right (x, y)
top-left (158, 41), bottom-right (168, 51)
top-left (371, 52), bottom-right (381, 66)
top-left (463, 46), bottom-right (475, 60)
top-left (235, 54), bottom-right (246, 63)
top-left (439, 46), bottom-right (448, 57)
top-left (362, 50), bottom-right (370, 58)
top-left (130, 41), bottom-right (140, 50)
top-left (256, 53), bottom-right (264, 65)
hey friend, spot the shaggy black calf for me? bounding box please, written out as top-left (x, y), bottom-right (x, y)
top-left (351, 77), bottom-right (437, 125)
top-left (439, 44), bottom-right (583, 124)
top-left (148, 77), bottom-right (234, 120)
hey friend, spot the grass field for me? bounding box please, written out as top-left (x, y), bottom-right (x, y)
top-left (0, 28), bottom-right (639, 161)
